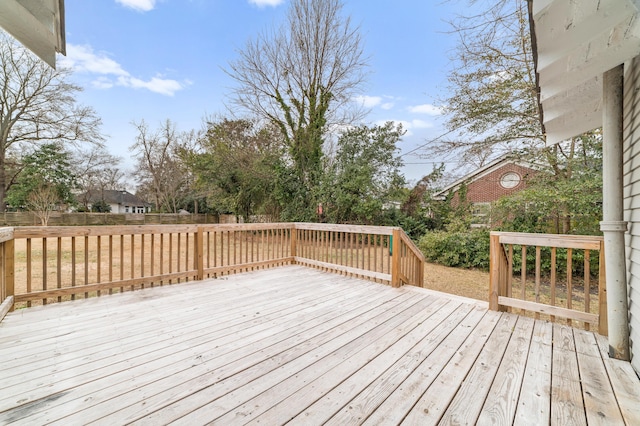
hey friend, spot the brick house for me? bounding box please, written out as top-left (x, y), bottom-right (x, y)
top-left (433, 156), bottom-right (539, 227)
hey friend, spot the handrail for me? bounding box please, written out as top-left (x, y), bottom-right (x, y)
top-left (489, 231), bottom-right (606, 334)
top-left (0, 223), bottom-right (425, 314)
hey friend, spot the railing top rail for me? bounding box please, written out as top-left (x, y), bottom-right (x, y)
top-left (10, 222), bottom-right (403, 239)
top-left (0, 227), bottom-right (13, 243)
top-left (199, 223), bottom-right (295, 231)
top-left (491, 231), bottom-right (603, 250)
top-left (13, 225), bottom-right (202, 238)
top-left (398, 230), bottom-right (425, 261)
top-left (293, 222), bottom-right (396, 235)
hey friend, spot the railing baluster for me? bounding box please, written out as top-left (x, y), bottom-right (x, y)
top-left (185, 232), bottom-right (190, 280)
top-left (141, 234), bottom-right (145, 287)
top-left (584, 249), bottom-right (591, 331)
top-left (56, 237), bottom-right (62, 302)
top-left (109, 235), bottom-right (113, 294)
top-left (84, 236), bottom-right (89, 298)
top-left (177, 232), bottom-right (182, 281)
top-left (150, 233), bottom-right (155, 287)
top-left (535, 246), bottom-right (541, 320)
top-left (96, 236), bottom-right (100, 297)
top-left (567, 248), bottom-right (573, 326)
top-left (160, 233), bottom-right (164, 284)
top-left (168, 233), bottom-right (173, 284)
top-left (42, 238), bottom-right (47, 305)
top-left (119, 234), bottom-right (124, 292)
top-left (27, 238), bottom-right (32, 306)
top-left (521, 245), bottom-right (527, 314)
top-left (130, 235), bottom-right (135, 288)
top-left (550, 247), bottom-right (556, 322)
top-left (507, 244), bottom-right (513, 301)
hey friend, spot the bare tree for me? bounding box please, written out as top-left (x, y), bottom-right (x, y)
top-left (226, 0), bottom-right (368, 187)
top-left (130, 119), bottom-right (195, 213)
top-left (0, 31), bottom-right (103, 211)
top-left (423, 0), bottom-right (542, 169)
top-left (26, 184), bottom-right (58, 226)
top-left (72, 145), bottom-right (124, 209)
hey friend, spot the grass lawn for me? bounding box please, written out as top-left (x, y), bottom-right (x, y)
top-left (423, 262), bottom-right (489, 301)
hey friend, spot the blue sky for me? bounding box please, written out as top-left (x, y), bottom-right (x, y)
top-left (61, 0), bottom-right (468, 184)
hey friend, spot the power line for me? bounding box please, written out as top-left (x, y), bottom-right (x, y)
top-left (400, 124), bottom-right (467, 158)
top-left (403, 161), bottom-right (458, 165)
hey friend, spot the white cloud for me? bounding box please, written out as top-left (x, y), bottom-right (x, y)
top-left (353, 95), bottom-right (382, 108)
top-left (115, 0), bottom-right (157, 12)
top-left (248, 0), bottom-right (285, 7)
top-left (408, 104), bottom-right (444, 116)
top-left (124, 76), bottom-right (185, 96)
top-left (61, 44), bottom-right (187, 96)
top-left (381, 102), bottom-right (394, 110)
top-left (91, 76), bottom-right (115, 89)
top-left (411, 119), bottom-right (432, 129)
top-left (61, 45), bottom-right (129, 76)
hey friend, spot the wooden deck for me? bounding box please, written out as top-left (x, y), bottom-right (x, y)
top-left (0, 265), bottom-right (638, 425)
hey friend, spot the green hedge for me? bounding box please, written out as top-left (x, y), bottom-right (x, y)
top-left (418, 229), bottom-right (491, 270)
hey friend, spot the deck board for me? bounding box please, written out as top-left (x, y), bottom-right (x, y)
top-left (0, 265), bottom-right (638, 425)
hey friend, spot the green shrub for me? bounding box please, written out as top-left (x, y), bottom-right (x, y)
top-left (419, 229), bottom-right (490, 270)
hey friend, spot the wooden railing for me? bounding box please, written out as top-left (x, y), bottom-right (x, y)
top-left (0, 223), bottom-right (424, 313)
top-left (292, 224), bottom-right (424, 286)
top-left (489, 231), bottom-right (607, 334)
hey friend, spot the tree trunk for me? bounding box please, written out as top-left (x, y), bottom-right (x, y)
top-left (0, 152), bottom-right (7, 213)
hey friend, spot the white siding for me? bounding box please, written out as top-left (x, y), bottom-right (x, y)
top-left (623, 55), bottom-right (640, 375)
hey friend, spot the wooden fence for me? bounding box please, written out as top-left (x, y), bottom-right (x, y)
top-left (0, 212), bottom-right (223, 227)
top-left (0, 223), bottom-right (424, 313)
top-left (489, 231), bottom-right (606, 334)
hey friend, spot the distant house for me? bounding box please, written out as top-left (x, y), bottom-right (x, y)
top-left (433, 156), bottom-right (539, 227)
top-left (82, 190), bottom-right (152, 214)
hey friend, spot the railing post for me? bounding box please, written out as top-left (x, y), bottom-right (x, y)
top-left (196, 227), bottom-right (204, 281)
top-left (598, 240), bottom-right (608, 336)
top-left (391, 229), bottom-right (401, 288)
top-left (489, 232), bottom-right (505, 311)
top-left (290, 225), bottom-right (297, 263)
top-left (0, 233), bottom-right (15, 317)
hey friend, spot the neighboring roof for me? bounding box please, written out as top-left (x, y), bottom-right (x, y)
top-left (83, 190), bottom-right (152, 207)
top-left (530, 0), bottom-right (640, 145)
top-left (433, 156), bottom-right (539, 199)
top-left (0, 0), bottom-right (66, 68)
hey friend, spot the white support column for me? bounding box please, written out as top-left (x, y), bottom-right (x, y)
top-left (601, 64), bottom-right (630, 361)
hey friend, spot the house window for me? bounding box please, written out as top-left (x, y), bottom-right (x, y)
top-left (125, 206), bottom-right (129, 213)
top-left (500, 172), bottom-right (521, 189)
top-left (471, 202), bottom-right (491, 228)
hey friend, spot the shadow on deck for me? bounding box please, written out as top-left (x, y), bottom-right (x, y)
top-left (0, 265), bottom-right (638, 425)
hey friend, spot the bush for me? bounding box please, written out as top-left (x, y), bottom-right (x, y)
top-left (419, 229), bottom-right (490, 270)
top-left (91, 200), bottom-right (111, 213)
